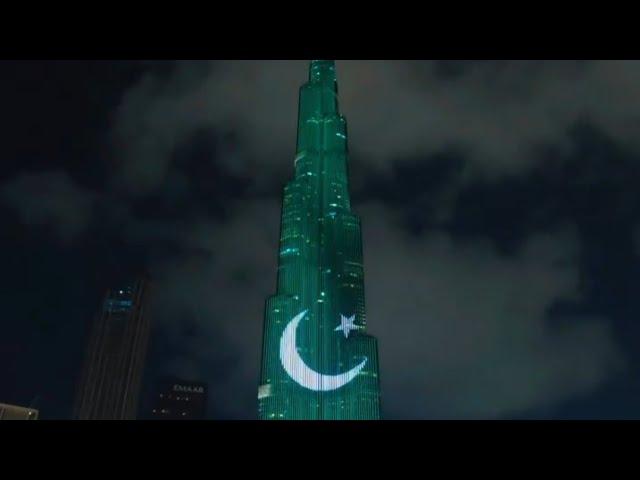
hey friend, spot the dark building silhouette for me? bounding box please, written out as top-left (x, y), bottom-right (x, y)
top-left (150, 378), bottom-right (207, 420)
top-left (0, 403), bottom-right (39, 420)
top-left (73, 278), bottom-right (151, 420)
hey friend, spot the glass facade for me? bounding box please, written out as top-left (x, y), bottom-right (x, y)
top-left (73, 278), bottom-right (150, 420)
top-left (258, 60), bottom-right (381, 420)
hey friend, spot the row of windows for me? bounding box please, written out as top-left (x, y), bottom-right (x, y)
top-left (152, 409), bottom-right (189, 416)
top-left (158, 393), bottom-right (193, 402)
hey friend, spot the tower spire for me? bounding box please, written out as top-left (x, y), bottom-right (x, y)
top-left (296, 60), bottom-right (341, 152)
top-left (309, 60), bottom-right (336, 83)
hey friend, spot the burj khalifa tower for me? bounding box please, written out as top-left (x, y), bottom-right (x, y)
top-left (258, 60), bottom-right (381, 420)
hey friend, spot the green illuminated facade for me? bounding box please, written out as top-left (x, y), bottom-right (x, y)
top-left (258, 60), bottom-right (381, 420)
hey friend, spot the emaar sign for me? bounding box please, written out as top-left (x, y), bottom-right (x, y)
top-left (172, 384), bottom-right (204, 394)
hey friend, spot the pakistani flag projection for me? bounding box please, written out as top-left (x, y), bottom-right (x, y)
top-left (258, 60), bottom-right (381, 420)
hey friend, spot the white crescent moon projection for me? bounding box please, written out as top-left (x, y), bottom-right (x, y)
top-left (279, 310), bottom-right (367, 392)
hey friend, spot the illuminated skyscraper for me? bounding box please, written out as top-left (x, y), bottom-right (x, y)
top-left (258, 60), bottom-right (381, 420)
top-left (73, 278), bottom-right (150, 420)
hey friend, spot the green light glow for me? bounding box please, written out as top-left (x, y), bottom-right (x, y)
top-left (258, 60), bottom-right (381, 420)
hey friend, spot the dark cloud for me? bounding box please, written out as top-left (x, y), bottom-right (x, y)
top-left (108, 61), bottom-right (640, 193)
top-left (133, 200), bottom-right (282, 418)
top-left (360, 205), bottom-right (623, 418)
top-left (353, 150), bottom-right (469, 234)
top-left (1, 171), bottom-right (97, 242)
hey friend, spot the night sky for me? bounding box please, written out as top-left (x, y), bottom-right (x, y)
top-left (2, 60), bottom-right (640, 419)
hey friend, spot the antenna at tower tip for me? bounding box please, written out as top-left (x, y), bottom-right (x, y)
top-left (309, 60), bottom-right (336, 83)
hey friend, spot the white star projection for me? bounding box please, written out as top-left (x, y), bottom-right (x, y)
top-left (335, 314), bottom-right (359, 338)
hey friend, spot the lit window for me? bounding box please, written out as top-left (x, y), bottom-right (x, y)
top-left (258, 384), bottom-right (272, 399)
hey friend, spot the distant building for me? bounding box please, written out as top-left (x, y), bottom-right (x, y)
top-left (0, 403), bottom-right (39, 420)
top-left (73, 277), bottom-right (151, 420)
top-left (150, 378), bottom-right (207, 420)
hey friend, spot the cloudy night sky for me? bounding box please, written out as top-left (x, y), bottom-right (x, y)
top-left (2, 60), bottom-right (640, 419)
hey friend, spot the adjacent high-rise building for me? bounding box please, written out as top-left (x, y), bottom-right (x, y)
top-left (73, 278), bottom-right (151, 420)
top-left (0, 403), bottom-right (39, 420)
top-left (258, 60), bottom-right (381, 420)
top-left (150, 378), bottom-right (208, 420)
